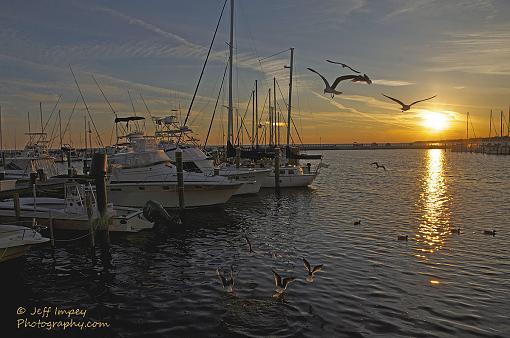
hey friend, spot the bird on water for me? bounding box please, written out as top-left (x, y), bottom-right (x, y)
top-left (371, 162), bottom-right (386, 170)
top-left (303, 258), bottom-right (323, 283)
top-left (272, 269), bottom-right (296, 297)
top-left (216, 266), bottom-right (235, 293)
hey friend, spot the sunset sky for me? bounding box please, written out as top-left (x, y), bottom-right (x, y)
top-left (1, 0), bottom-right (509, 148)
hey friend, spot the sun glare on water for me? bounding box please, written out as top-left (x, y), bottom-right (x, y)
top-left (422, 111), bottom-right (449, 131)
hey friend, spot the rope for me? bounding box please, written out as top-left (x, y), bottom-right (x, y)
top-left (204, 59), bottom-right (229, 147)
top-left (54, 232), bottom-right (91, 242)
top-left (179, 0), bottom-right (228, 142)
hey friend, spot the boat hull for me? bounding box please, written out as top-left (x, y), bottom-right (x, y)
top-left (107, 182), bottom-right (240, 208)
top-left (261, 173), bottom-right (316, 188)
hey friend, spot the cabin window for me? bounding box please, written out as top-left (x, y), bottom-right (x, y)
top-left (138, 187), bottom-right (145, 190)
top-left (279, 170), bottom-right (285, 175)
top-left (110, 188), bottom-right (122, 192)
top-left (163, 186), bottom-right (170, 190)
top-left (183, 161), bottom-right (202, 173)
top-left (288, 170), bottom-right (295, 175)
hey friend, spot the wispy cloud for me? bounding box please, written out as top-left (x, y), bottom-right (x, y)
top-left (373, 79), bottom-right (414, 87)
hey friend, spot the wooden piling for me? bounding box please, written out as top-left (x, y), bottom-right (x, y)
top-left (14, 193), bottom-right (20, 224)
top-left (274, 147), bottom-right (280, 192)
top-left (235, 147), bottom-right (241, 169)
top-left (90, 152), bottom-right (109, 244)
top-left (175, 149), bottom-right (185, 210)
top-left (85, 193), bottom-right (95, 248)
top-left (48, 211), bottom-right (55, 248)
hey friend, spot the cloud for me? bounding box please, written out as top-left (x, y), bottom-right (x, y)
top-left (373, 79), bottom-right (414, 86)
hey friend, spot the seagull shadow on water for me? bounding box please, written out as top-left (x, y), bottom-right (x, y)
top-left (303, 258), bottom-right (323, 283)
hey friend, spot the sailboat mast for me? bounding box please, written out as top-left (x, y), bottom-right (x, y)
top-left (286, 47), bottom-right (294, 152)
top-left (58, 110), bottom-right (63, 161)
top-left (255, 79), bottom-right (258, 148)
top-left (466, 112), bottom-right (469, 140)
top-left (28, 112), bottom-right (32, 144)
top-left (251, 88), bottom-right (255, 147)
top-left (500, 110), bottom-right (503, 137)
top-left (40, 102), bottom-right (43, 135)
top-left (227, 0), bottom-right (234, 147)
top-left (269, 88), bottom-right (272, 146)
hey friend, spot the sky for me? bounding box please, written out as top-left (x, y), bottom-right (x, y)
top-left (1, 0), bottom-right (510, 148)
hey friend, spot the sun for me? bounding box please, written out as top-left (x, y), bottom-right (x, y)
top-left (422, 111), bottom-right (448, 131)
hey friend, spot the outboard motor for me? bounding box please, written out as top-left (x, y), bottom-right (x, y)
top-left (143, 200), bottom-right (182, 224)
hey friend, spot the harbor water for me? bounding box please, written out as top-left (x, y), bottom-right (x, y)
top-left (3, 149), bottom-right (509, 337)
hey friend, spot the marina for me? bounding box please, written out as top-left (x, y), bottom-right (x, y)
top-left (1, 0), bottom-right (509, 337)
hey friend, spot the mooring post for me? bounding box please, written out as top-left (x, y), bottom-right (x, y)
top-left (48, 211), bottom-right (55, 248)
top-left (85, 192), bottom-right (95, 248)
top-left (14, 193), bottom-right (20, 224)
top-left (90, 152), bottom-right (109, 244)
top-left (175, 148), bottom-right (185, 210)
top-left (235, 147), bottom-right (241, 169)
top-left (67, 149), bottom-right (72, 176)
top-left (274, 147), bottom-right (281, 192)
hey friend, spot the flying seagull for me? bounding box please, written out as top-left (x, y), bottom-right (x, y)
top-left (326, 60), bottom-right (360, 73)
top-left (216, 266), bottom-right (235, 293)
top-left (382, 94), bottom-right (437, 112)
top-left (307, 68), bottom-right (358, 97)
top-left (303, 258), bottom-right (323, 283)
top-left (272, 269), bottom-right (296, 296)
top-left (352, 74), bottom-right (372, 85)
top-left (371, 162), bottom-right (386, 170)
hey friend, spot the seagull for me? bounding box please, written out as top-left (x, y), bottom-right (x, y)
top-left (371, 162), bottom-right (386, 170)
top-left (354, 220), bottom-right (361, 225)
top-left (382, 94), bottom-right (437, 112)
top-left (272, 269), bottom-right (296, 297)
top-left (307, 68), bottom-right (358, 97)
top-left (216, 266), bottom-right (235, 293)
top-left (398, 235), bottom-right (409, 241)
top-left (244, 235), bottom-right (254, 253)
top-left (483, 230), bottom-right (496, 236)
top-left (303, 258), bottom-right (323, 283)
top-left (352, 74), bottom-right (372, 85)
top-left (326, 60), bottom-right (360, 73)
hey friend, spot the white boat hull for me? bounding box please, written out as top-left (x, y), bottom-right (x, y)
top-left (261, 173), bottom-right (316, 188)
top-left (108, 182), bottom-right (240, 208)
top-left (0, 225), bottom-right (49, 263)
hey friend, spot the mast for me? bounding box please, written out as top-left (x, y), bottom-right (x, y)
top-left (88, 121), bottom-right (92, 152)
top-left (84, 115), bottom-right (87, 151)
top-left (286, 47), bottom-right (294, 153)
top-left (500, 110), bottom-right (503, 137)
top-left (274, 77), bottom-right (277, 147)
top-left (58, 110), bottom-right (63, 161)
top-left (251, 89), bottom-right (255, 147)
top-left (269, 88), bottom-right (272, 146)
top-left (227, 0), bottom-right (234, 148)
top-left (28, 112), bottom-right (32, 144)
top-left (255, 79), bottom-right (258, 148)
top-left (39, 102), bottom-right (43, 135)
top-left (489, 110), bottom-right (492, 139)
top-left (273, 76), bottom-right (280, 145)
top-left (466, 112), bottom-right (469, 140)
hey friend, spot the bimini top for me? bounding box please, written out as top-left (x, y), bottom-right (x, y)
top-left (114, 116), bottom-right (146, 124)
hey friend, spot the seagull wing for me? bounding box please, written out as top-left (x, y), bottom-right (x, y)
top-left (307, 68), bottom-right (330, 88)
top-left (216, 268), bottom-right (227, 287)
top-left (282, 277), bottom-right (296, 288)
top-left (382, 94), bottom-right (406, 108)
top-left (303, 258), bottom-right (311, 273)
top-left (272, 269), bottom-right (282, 287)
top-left (331, 75), bottom-right (358, 89)
top-left (244, 235), bottom-right (252, 252)
top-left (381, 165), bottom-right (386, 171)
top-left (326, 60), bottom-right (360, 73)
top-left (409, 95), bottom-right (437, 106)
top-left (371, 162), bottom-right (378, 166)
top-left (312, 265), bottom-right (323, 274)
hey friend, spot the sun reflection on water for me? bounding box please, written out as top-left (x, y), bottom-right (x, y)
top-left (415, 149), bottom-right (451, 256)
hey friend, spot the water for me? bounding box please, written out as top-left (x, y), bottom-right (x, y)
top-left (3, 149), bottom-right (509, 337)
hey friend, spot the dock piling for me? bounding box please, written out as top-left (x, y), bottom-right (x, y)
top-left (175, 149), bottom-right (185, 210)
top-left (85, 193), bottom-right (95, 248)
top-left (90, 152), bottom-right (109, 244)
top-left (14, 193), bottom-right (20, 224)
top-left (48, 211), bottom-right (55, 248)
top-left (274, 147), bottom-right (281, 192)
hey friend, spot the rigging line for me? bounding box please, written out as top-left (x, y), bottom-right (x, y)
top-left (179, 0), bottom-right (228, 142)
top-left (69, 64), bottom-right (104, 148)
top-left (61, 95), bottom-right (79, 143)
top-left (470, 121), bottom-right (477, 139)
top-left (275, 100), bottom-right (302, 145)
top-left (204, 60), bottom-right (229, 148)
top-left (37, 95), bottom-right (62, 144)
top-left (92, 75), bottom-right (127, 136)
top-left (235, 90), bottom-right (254, 144)
top-left (139, 92), bottom-right (157, 126)
top-left (258, 48), bottom-right (291, 63)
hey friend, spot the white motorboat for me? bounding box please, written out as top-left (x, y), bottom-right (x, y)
top-left (0, 224), bottom-right (49, 263)
top-left (0, 183), bottom-right (153, 232)
top-left (261, 163), bottom-right (318, 188)
top-left (155, 116), bottom-right (270, 195)
top-left (108, 134), bottom-right (242, 208)
top-left (4, 135), bottom-right (59, 180)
